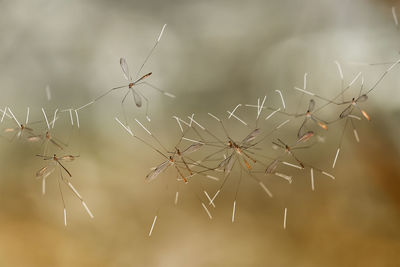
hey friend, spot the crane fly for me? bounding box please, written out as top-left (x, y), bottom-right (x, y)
top-left (272, 138), bottom-right (309, 169)
top-left (3, 107), bottom-right (41, 142)
top-left (35, 154), bottom-right (93, 226)
top-left (339, 94), bottom-right (370, 121)
top-left (146, 143), bottom-right (203, 183)
top-left (297, 99), bottom-right (328, 142)
top-left (216, 128), bottom-right (260, 176)
top-left (74, 24), bottom-right (174, 122)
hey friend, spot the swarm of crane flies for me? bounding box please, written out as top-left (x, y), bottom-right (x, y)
top-left (1, 8), bottom-right (400, 235)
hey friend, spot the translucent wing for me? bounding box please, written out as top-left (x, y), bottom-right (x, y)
top-left (356, 94), bottom-right (368, 103)
top-left (311, 116), bottom-right (328, 130)
top-left (181, 143), bottom-right (203, 156)
top-left (217, 156), bottom-right (231, 169)
top-left (36, 166), bottom-right (50, 177)
top-left (241, 128), bottom-right (261, 145)
top-left (50, 139), bottom-right (64, 150)
top-left (27, 136), bottom-right (41, 142)
top-left (224, 155), bottom-right (236, 176)
top-left (132, 90), bottom-right (142, 107)
top-left (120, 58), bottom-right (131, 81)
top-left (308, 99), bottom-right (315, 112)
top-left (297, 131), bottom-right (314, 143)
top-left (265, 159), bottom-right (279, 174)
top-left (339, 104), bottom-right (353, 119)
top-left (4, 128), bottom-right (16, 133)
top-left (146, 160), bottom-right (171, 182)
top-left (361, 110), bottom-right (370, 121)
top-left (297, 118), bottom-right (308, 139)
top-left (59, 155), bottom-right (75, 162)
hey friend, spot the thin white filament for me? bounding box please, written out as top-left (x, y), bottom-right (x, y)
top-left (69, 109), bottom-right (74, 125)
top-left (25, 107), bottom-right (30, 125)
top-left (76, 101), bottom-right (94, 111)
top-left (188, 116), bottom-right (205, 130)
top-left (322, 171), bottom-right (335, 180)
top-left (311, 168), bottom-right (315, 191)
top-left (74, 110), bottom-right (80, 128)
top-left (45, 85), bottom-right (51, 101)
top-left (51, 109), bottom-right (58, 128)
top-left (206, 175), bottom-right (219, 181)
top-left (174, 192), bottom-right (179, 205)
top-left (349, 72), bottom-right (362, 87)
top-left (333, 148), bottom-right (340, 168)
top-left (265, 108), bottom-right (281, 121)
top-left (182, 137), bottom-right (204, 144)
top-left (276, 119), bottom-right (290, 129)
top-left (232, 200), bottom-right (236, 223)
top-left (353, 129), bottom-right (360, 143)
top-left (282, 161), bottom-right (302, 169)
top-left (164, 92), bottom-right (176, 98)
top-left (228, 104), bottom-right (242, 119)
top-left (82, 201), bottom-right (94, 218)
top-left (275, 172), bottom-right (293, 184)
top-left (283, 208), bottom-right (287, 229)
top-left (68, 182), bottom-right (82, 199)
top-left (172, 116), bottom-right (183, 132)
top-left (294, 87), bottom-right (315, 96)
top-left (334, 60), bottom-right (344, 80)
top-left (275, 90), bottom-right (286, 109)
top-left (8, 107), bottom-right (21, 126)
top-left (1, 107), bottom-right (8, 122)
top-left (64, 208), bottom-right (67, 226)
top-left (135, 118), bottom-right (152, 136)
top-left (157, 24), bottom-right (167, 42)
top-left (149, 215), bottom-right (157, 236)
top-left (259, 182), bottom-right (273, 198)
top-left (115, 117), bottom-right (134, 136)
top-left (41, 108), bottom-right (51, 129)
top-left (226, 111), bottom-right (247, 125)
top-left (257, 96), bottom-right (267, 119)
top-left (210, 190), bottom-right (220, 205)
top-left (393, 7), bottom-right (399, 27)
top-left (204, 191), bottom-right (215, 208)
top-left (201, 203), bottom-right (213, 219)
top-left (207, 112), bottom-right (221, 122)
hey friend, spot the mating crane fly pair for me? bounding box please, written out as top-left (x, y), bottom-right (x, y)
top-left (3, 107), bottom-right (66, 153)
top-left (218, 128), bottom-right (260, 176)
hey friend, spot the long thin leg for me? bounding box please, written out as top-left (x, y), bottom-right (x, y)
top-left (121, 90), bottom-right (131, 124)
top-left (57, 171), bottom-right (67, 227)
top-left (135, 89), bottom-right (150, 120)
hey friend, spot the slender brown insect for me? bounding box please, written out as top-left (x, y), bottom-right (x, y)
top-left (36, 154), bottom-right (93, 226)
top-left (74, 24), bottom-right (175, 123)
top-left (296, 99), bottom-right (328, 142)
top-left (146, 143), bottom-right (204, 183)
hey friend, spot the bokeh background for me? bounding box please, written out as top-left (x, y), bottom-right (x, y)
top-left (0, 0), bottom-right (400, 266)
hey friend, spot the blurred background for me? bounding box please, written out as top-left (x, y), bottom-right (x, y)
top-left (0, 0), bottom-right (400, 266)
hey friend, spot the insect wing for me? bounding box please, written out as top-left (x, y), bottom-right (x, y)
top-left (241, 128), bottom-right (261, 145)
top-left (132, 90), bottom-right (142, 107)
top-left (120, 58), bottom-right (131, 81)
top-left (308, 99), bottom-right (315, 112)
top-left (339, 104), bottom-right (353, 119)
top-left (181, 143), bottom-right (203, 156)
top-left (356, 94), bottom-right (368, 103)
top-left (146, 160), bottom-right (171, 182)
top-left (265, 159), bottom-right (279, 174)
